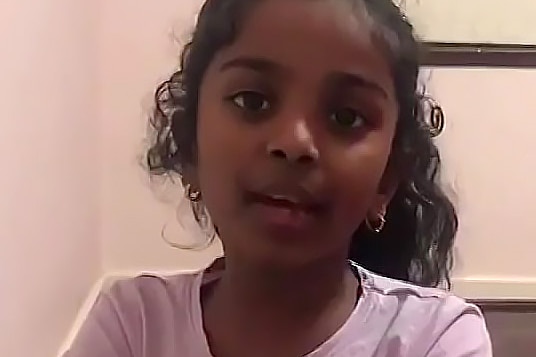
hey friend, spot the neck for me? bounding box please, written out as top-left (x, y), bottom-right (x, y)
top-left (208, 254), bottom-right (357, 321)
top-left (201, 254), bottom-right (359, 356)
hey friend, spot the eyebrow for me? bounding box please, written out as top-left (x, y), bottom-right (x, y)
top-left (219, 56), bottom-right (389, 99)
top-left (328, 71), bottom-right (389, 99)
top-left (219, 56), bottom-right (283, 74)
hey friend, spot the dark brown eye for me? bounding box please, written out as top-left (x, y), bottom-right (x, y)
top-left (330, 108), bottom-right (365, 129)
top-left (231, 91), bottom-right (270, 112)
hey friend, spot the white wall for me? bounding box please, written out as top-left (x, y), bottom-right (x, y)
top-left (97, 0), bottom-right (221, 275)
top-left (428, 68), bottom-right (536, 298)
top-left (403, 0), bottom-right (536, 44)
top-left (0, 1), bottom-right (100, 357)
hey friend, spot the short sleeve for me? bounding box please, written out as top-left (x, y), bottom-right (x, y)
top-left (426, 310), bottom-right (493, 357)
top-left (62, 283), bottom-right (138, 357)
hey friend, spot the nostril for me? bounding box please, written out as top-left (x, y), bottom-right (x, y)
top-left (269, 147), bottom-right (316, 164)
top-left (270, 148), bottom-right (287, 160)
top-left (296, 155), bottom-right (314, 164)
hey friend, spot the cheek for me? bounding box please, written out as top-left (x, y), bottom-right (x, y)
top-left (195, 89), bottom-right (255, 226)
top-left (196, 80), bottom-right (244, 171)
top-left (328, 140), bottom-right (392, 226)
top-left (196, 98), bottom-right (233, 210)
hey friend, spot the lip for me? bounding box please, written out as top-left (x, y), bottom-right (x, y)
top-left (244, 182), bottom-right (325, 210)
top-left (243, 184), bottom-right (327, 234)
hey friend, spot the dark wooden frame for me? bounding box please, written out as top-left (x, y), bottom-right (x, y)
top-left (422, 42), bottom-right (536, 68)
top-left (470, 299), bottom-right (536, 313)
top-left (471, 299), bottom-right (536, 356)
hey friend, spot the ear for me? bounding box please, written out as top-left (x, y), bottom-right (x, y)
top-left (180, 162), bottom-right (200, 192)
top-left (370, 159), bottom-right (399, 217)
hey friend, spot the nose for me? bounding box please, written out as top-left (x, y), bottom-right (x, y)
top-left (266, 118), bottom-right (319, 165)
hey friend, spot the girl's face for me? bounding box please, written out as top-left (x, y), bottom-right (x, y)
top-left (194, 0), bottom-right (399, 268)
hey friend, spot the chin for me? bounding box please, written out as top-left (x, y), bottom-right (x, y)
top-left (232, 234), bottom-right (336, 271)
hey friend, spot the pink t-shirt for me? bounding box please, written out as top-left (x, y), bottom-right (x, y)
top-left (64, 260), bottom-right (492, 357)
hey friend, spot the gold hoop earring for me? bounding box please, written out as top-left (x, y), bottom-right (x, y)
top-left (185, 184), bottom-right (201, 202)
top-left (160, 184), bottom-right (216, 250)
top-left (366, 214), bottom-right (386, 233)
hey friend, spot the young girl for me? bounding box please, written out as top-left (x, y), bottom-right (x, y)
top-left (65, 0), bottom-right (491, 356)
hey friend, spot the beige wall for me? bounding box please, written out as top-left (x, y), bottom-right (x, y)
top-left (0, 1), bottom-right (100, 357)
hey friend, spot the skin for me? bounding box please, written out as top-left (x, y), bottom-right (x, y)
top-left (187, 0), bottom-right (399, 356)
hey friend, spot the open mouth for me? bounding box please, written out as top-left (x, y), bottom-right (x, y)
top-left (241, 186), bottom-right (328, 234)
top-left (244, 191), bottom-right (322, 213)
top-left (238, 177), bottom-right (330, 234)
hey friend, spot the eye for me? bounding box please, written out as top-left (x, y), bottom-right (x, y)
top-left (330, 108), bottom-right (366, 129)
top-left (230, 91), bottom-right (271, 112)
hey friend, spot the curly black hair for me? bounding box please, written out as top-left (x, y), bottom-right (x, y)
top-left (147, 0), bottom-right (458, 288)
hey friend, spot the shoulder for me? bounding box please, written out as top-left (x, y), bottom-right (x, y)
top-left (101, 270), bottom-right (202, 324)
top-left (63, 271), bottom-right (204, 357)
top-left (99, 258), bottom-right (225, 335)
top-left (354, 265), bottom-right (491, 356)
top-left (356, 263), bottom-right (478, 314)
top-left (104, 271), bottom-right (201, 302)
top-left (103, 272), bottom-right (204, 352)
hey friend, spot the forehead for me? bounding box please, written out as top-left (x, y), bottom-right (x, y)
top-left (210, 0), bottom-right (394, 94)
